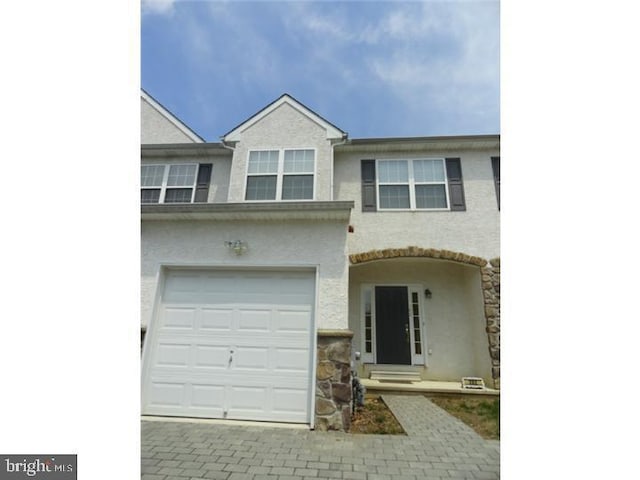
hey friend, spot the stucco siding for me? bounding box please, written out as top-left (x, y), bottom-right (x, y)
top-left (335, 149), bottom-right (500, 260)
top-left (210, 157), bottom-right (232, 203)
top-left (141, 97), bottom-right (200, 144)
top-left (141, 220), bottom-right (349, 330)
top-left (348, 258), bottom-right (492, 383)
top-left (227, 103), bottom-right (334, 202)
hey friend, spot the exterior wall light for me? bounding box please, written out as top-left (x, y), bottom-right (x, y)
top-left (424, 289), bottom-right (432, 299)
top-left (224, 240), bottom-right (248, 256)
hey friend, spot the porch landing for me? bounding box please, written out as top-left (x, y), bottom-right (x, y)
top-left (361, 378), bottom-right (500, 396)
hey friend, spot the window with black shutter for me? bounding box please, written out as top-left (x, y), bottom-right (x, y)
top-left (361, 159), bottom-right (377, 211)
top-left (362, 157), bottom-right (466, 211)
top-left (141, 163), bottom-right (212, 204)
top-left (445, 158), bottom-right (466, 211)
top-left (194, 163), bottom-right (212, 202)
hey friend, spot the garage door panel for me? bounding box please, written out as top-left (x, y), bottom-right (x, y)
top-left (162, 307), bottom-right (196, 329)
top-left (228, 386), bottom-right (268, 412)
top-left (237, 309), bottom-right (271, 331)
top-left (191, 384), bottom-right (225, 409)
top-left (275, 348), bottom-right (309, 372)
top-left (277, 290), bottom-right (314, 305)
top-left (194, 345), bottom-right (228, 369)
top-left (275, 309), bottom-right (312, 333)
top-left (226, 373), bottom-right (308, 387)
top-left (164, 273), bottom-right (201, 293)
top-left (155, 343), bottom-right (191, 367)
top-left (199, 308), bottom-right (233, 331)
top-left (273, 388), bottom-right (307, 414)
top-left (233, 346), bottom-right (269, 370)
top-left (143, 269), bottom-right (315, 423)
top-left (201, 273), bottom-right (238, 293)
top-left (148, 382), bottom-right (185, 407)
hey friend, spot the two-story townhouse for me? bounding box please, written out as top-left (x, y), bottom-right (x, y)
top-left (140, 91), bottom-right (500, 432)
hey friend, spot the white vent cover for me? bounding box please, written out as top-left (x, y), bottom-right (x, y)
top-left (461, 377), bottom-right (485, 390)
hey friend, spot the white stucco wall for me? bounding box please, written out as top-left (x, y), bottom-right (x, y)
top-left (209, 157), bottom-right (232, 203)
top-left (335, 149), bottom-right (500, 260)
top-left (141, 97), bottom-right (200, 144)
top-left (348, 258), bottom-right (492, 383)
top-left (141, 220), bottom-right (349, 331)
top-left (226, 103), bottom-right (334, 202)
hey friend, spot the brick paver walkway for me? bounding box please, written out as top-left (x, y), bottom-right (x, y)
top-left (142, 395), bottom-right (499, 480)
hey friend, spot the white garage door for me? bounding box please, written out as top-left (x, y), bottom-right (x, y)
top-left (142, 269), bottom-right (315, 423)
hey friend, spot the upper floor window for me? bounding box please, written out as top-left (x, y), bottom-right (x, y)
top-left (245, 149), bottom-right (315, 201)
top-left (141, 163), bottom-right (211, 203)
top-left (361, 157), bottom-right (465, 212)
top-left (378, 159), bottom-right (448, 210)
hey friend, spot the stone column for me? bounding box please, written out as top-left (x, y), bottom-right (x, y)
top-left (481, 258), bottom-right (501, 389)
top-left (315, 329), bottom-right (354, 431)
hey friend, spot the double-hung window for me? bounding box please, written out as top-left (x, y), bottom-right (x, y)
top-left (245, 149), bottom-right (315, 201)
top-left (378, 158), bottom-right (448, 210)
top-left (141, 163), bottom-right (205, 203)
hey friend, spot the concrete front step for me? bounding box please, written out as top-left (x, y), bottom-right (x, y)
top-left (363, 378), bottom-right (500, 396)
top-left (369, 370), bottom-right (422, 382)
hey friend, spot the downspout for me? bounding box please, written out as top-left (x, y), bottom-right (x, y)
top-left (219, 137), bottom-right (236, 152)
top-left (330, 133), bottom-right (349, 201)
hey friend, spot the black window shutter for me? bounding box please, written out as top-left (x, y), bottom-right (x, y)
top-left (445, 158), bottom-right (466, 211)
top-left (194, 163), bottom-right (212, 203)
top-left (361, 159), bottom-right (377, 212)
top-left (491, 156), bottom-right (500, 210)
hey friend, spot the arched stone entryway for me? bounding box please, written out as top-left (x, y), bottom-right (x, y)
top-left (349, 246), bottom-right (488, 267)
top-left (349, 247), bottom-right (500, 389)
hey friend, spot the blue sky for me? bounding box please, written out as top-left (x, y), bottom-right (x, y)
top-left (142, 0), bottom-right (499, 141)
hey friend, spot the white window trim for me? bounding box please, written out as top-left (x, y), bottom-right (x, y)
top-left (244, 148), bottom-right (317, 202)
top-left (376, 158), bottom-right (450, 211)
top-left (360, 284), bottom-right (427, 366)
top-left (141, 163), bottom-right (198, 204)
top-left (408, 286), bottom-right (427, 365)
top-left (361, 285), bottom-right (376, 364)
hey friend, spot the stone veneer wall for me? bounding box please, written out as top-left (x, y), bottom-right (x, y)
top-left (481, 258), bottom-right (500, 389)
top-left (315, 329), bottom-right (354, 431)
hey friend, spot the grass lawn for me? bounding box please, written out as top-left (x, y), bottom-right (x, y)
top-left (428, 395), bottom-right (500, 440)
top-left (350, 395), bottom-right (406, 435)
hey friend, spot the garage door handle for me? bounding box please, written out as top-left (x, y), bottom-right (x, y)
top-left (228, 350), bottom-right (234, 366)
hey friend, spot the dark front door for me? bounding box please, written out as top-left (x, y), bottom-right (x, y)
top-left (375, 286), bottom-right (411, 365)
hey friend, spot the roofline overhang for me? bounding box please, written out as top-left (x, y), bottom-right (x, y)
top-left (141, 89), bottom-right (206, 143)
top-left (347, 134), bottom-right (499, 144)
top-left (335, 134), bottom-right (500, 153)
top-left (141, 142), bottom-right (230, 158)
top-left (141, 201), bottom-right (354, 222)
top-left (222, 93), bottom-right (346, 142)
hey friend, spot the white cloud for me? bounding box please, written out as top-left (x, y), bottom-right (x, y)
top-left (361, 2), bottom-right (500, 132)
top-left (262, 1), bottom-right (498, 133)
top-left (142, 1), bottom-right (499, 136)
top-left (141, 0), bottom-right (176, 15)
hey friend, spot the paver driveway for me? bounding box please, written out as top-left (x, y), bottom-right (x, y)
top-left (142, 395), bottom-right (500, 479)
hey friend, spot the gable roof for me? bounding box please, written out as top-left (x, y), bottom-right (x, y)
top-left (222, 93), bottom-right (346, 142)
top-left (141, 89), bottom-right (205, 143)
